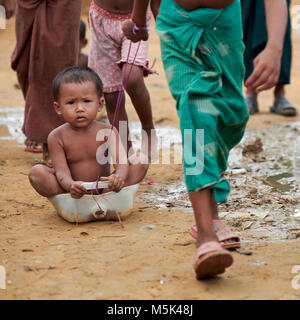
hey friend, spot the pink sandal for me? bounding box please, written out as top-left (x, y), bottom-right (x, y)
top-left (194, 241), bottom-right (233, 279)
top-left (190, 220), bottom-right (241, 250)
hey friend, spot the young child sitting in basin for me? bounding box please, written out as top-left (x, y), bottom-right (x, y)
top-left (28, 66), bottom-right (147, 199)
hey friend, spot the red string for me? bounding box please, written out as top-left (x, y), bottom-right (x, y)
top-left (91, 40), bottom-right (142, 226)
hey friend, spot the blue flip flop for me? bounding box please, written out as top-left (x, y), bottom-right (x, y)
top-left (270, 96), bottom-right (297, 117)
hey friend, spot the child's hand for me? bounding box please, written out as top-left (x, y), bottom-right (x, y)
top-left (101, 175), bottom-right (125, 193)
top-left (70, 181), bottom-right (87, 199)
top-left (122, 20), bottom-right (148, 43)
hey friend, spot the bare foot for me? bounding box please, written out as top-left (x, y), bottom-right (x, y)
top-left (25, 138), bottom-right (43, 153)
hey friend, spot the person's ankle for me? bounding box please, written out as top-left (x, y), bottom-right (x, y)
top-left (246, 87), bottom-right (257, 98)
top-left (246, 92), bottom-right (257, 99)
top-left (274, 84), bottom-right (285, 98)
top-left (274, 90), bottom-right (285, 99)
top-left (196, 235), bottom-right (218, 247)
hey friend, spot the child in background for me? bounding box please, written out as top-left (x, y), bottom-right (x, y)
top-left (123, 0), bottom-right (288, 279)
top-left (88, 0), bottom-right (157, 163)
top-left (28, 67), bottom-right (147, 199)
top-left (77, 20), bottom-right (106, 120)
top-left (78, 20), bottom-right (89, 68)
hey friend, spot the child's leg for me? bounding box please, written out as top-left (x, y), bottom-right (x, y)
top-left (28, 164), bottom-right (65, 197)
top-left (124, 163), bottom-right (149, 186)
top-left (190, 191), bottom-right (240, 248)
top-left (122, 64), bottom-right (156, 158)
top-left (123, 64), bottom-right (154, 131)
top-left (120, 14), bottom-right (157, 160)
top-left (104, 91), bottom-right (133, 156)
top-left (189, 190), bottom-right (233, 279)
top-left (211, 191), bottom-right (218, 220)
top-left (189, 190), bottom-right (219, 247)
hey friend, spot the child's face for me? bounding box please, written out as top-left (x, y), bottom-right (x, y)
top-left (54, 81), bottom-right (103, 128)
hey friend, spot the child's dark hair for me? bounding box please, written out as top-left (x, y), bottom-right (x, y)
top-left (53, 66), bottom-right (103, 101)
top-left (80, 20), bottom-right (86, 41)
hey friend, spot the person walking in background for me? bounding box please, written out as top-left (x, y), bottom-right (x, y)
top-left (11, 0), bottom-right (82, 158)
top-left (242, 0), bottom-right (297, 116)
top-left (88, 0), bottom-right (157, 162)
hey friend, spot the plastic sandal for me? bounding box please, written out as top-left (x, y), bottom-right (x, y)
top-left (189, 219), bottom-right (241, 250)
top-left (270, 96), bottom-right (297, 117)
top-left (193, 241), bottom-right (233, 279)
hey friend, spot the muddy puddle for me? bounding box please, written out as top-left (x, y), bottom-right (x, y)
top-left (0, 107), bottom-right (25, 144)
top-left (1, 106), bottom-right (300, 244)
top-left (0, 106), bottom-right (182, 149)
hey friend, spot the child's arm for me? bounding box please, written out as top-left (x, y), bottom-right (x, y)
top-left (151, 0), bottom-right (161, 19)
top-left (131, 0), bottom-right (150, 27)
top-left (48, 131), bottom-right (87, 199)
top-left (100, 128), bottom-right (129, 193)
top-left (245, 0), bottom-right (288, 92)
top-left (122, 0), bottom-right (150, 43)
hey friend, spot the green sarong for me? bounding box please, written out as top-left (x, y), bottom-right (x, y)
top-left (156, 0), bottom-right (249, 203)
top-left (241, 0), bottom-right (292, 84)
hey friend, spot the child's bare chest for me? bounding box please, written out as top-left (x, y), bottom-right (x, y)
top-left (94, 0), bottom-right (133, 14)
top-left (63, 132), bottom-right (104, 164)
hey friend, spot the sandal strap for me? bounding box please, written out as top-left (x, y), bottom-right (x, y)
top-left (190, 220), bottom-right (240, 244)
top-left (194, 241), bottom-right (224, 260)
top-left (274, 96), bottom-right (296, 112)
top-left (213, 219), bottom-right (240, 242)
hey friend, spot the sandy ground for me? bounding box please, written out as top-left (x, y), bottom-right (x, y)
top-left (1, 2), bottom-right (300, 300)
